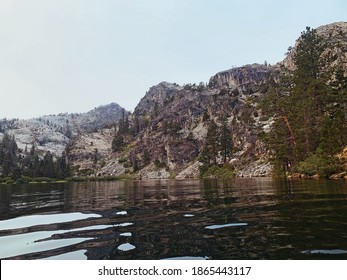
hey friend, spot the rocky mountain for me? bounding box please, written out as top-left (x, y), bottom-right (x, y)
top-left (0, 103), bottom-right (125, 158)
top-left (116, 21), bottom-right (346, 179)
top-left (125, 64), bottom-right (275, 178)
top-left (282, 21), bottom-right (347, 72)
top-left (1, 22), bottom-right (346, 179)
top-left (66, 65), bottom-right (277, 178)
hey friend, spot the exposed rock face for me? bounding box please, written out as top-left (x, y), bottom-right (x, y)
top-left (281, 22), bottom-right (347, 73)
top-left (77, 103), bottom-right (125, 131)
top-left (209, 63), bottom-right (276, 93)
top-left (139, 168), bottom-right (171, 180)
top-left (134, 82), bottom-right (183, 116)
top-left (122, 22), bottom-right (347, 179)
top-left (2, 22), bottom-right (346, 179)
top-left (67, 128), bottom-right (114, 174)
top-left (127, 74), bottom-right (274, 177)
top-left (0, 103), bottom-right (125, 158)
top-left (176, 161), bottom-right (202, 179)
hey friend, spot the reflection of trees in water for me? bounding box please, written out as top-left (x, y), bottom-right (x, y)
top-left (2, 179), bottom-right (347, 259)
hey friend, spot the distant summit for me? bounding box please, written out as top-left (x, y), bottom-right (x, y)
top-left (282, 21), bottom-right (347, 71)
top-left (0, 102), bottom-right (126, 157)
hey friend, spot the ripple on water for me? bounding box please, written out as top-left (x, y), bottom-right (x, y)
top-left (116, 211), bottom-right (127, 215)
top-left (114, 222), bottom-right (134, 227)
top-left (183, 214), bottom-right (195, 218)
top-left (205, 223), bottom-right (248, 230)
top-left (0, 231), bottom-right (93, 259)
top-left (43, 250), bottom-right (88, 260)
top-left (119, 232), bottom-right (132, 237)
top-left (0, 212), bottom-right (103, 259)
top-left (0, 212), bottom-right (102, 231)
top-left (301, 249), bottom-right (347, 255)
top-left (117, 243), bottom-right (136, 251)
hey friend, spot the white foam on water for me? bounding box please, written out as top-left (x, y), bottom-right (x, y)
top-left (205, 223), bottom-right (248, 230)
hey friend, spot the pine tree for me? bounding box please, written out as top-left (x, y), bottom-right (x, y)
top-left (200, 120), bottom-right (219, 165)
top-left (112, 132), bottom-right (124, 152)
top-left (0, 133), bottom-right (19, 177)
top-left (42, 151), bottom-right (54, 178)
top-left (261, 26), bottom-right (347, 175)
top-left (219, 117), bottom-right (233, 163)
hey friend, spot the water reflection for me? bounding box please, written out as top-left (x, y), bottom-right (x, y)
top-left (0, 178), bottom-right (347, 260)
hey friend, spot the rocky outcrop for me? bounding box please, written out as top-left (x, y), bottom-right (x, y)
top-left (2, 22), bottom-right (346, 180)
top-left (123, 22), bottom-right (347, 179)
top-left (127, 75), bottom-right (271, 177)
top-left (281, 22), bottom-right (347, 73)
top-left (329, 171), bottom-right (346, 179)
top-left (134, 82), bottom-right (183, 116)
top-left (0, 103), bottom-right (125, 158)
top-left (209, 63), bottom-right (276, 93)
top-left (67, 128), bottom-right (114, 175)
top-left (176, 161), bottom-right (202, 178)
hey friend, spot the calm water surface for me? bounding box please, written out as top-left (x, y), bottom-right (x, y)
top-left (1, 178), bottom-right (347, 260)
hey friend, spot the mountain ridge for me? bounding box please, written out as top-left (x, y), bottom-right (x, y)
top-left (1, 22), bottom-right (346, 179)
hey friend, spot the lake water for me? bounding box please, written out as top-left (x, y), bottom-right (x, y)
top-left (1, 178), bottom-right (347, 260)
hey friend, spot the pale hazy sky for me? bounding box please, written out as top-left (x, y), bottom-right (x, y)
top-left (0, 0), bottom-right (346, 119)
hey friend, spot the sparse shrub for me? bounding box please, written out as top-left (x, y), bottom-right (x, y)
top-left (293, 152), bottom-right (342, 177)
top-left (154, 159), bottom-right (166, 169)
top-left (200, 164), bottom-right (235, 178)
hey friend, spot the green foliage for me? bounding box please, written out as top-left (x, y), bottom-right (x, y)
top-left (0, 133), bottom-right (19, 177)
top-left (260, 26), bottom-right (347, 175)
top-left (200, 120), bottom-right (219, 165)
top-left (293, 152), bottom-right (342, 177)
top-left (0, 133), bottom-right (70, 180)
top-left (118, 157), bottom-right (131, 168)
top-left (199, 117), bottom-right (235, 177)
top-left (219, 117), bottom-right (233, 164)
top-left (112, 132), bottom-right (124, 152)
top-left (200, 117), bottom-right (234, 166)
top-left (200, 164), bottom-right (235, 179)
top-left (154, 159), bottom-right (166, 169)
top-left (118, 109), bottom-right (130, 134)
top-left (66, 175), bottom-right (129, 182)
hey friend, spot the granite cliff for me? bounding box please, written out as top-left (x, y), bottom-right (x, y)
top-left (0, 103), bottom-right (125, 159)
top-left (1, 22), bottom-right (346, 179)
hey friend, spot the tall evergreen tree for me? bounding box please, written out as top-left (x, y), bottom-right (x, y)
top-left (112, 132), bottom-right (124, 152)
top-left (261, 26), bottom-right (347, 175)
top-left (42, 151), bottom-right (55, 178)
top-left (0, 133), bottom-right (19, 177)
top-left (200, 120), bottom-right (219, 165)
top-left (219, 117), bottom-right (233, 164)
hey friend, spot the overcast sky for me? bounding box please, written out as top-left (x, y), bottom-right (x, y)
top-left (0, 0), bottom-right (346, 119)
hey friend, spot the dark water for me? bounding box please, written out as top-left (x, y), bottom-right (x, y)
top-left (1, 178), bottom-right (347, 260)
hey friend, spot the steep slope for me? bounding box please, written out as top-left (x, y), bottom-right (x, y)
top-left (0, 103), bottom-right (125, 158)
top-left (282, 22), bottom-right (347, 72)
top-left (125, 64), bottom-right (277, 178)
top-left (2, 22), bottom-right (346, 180)
top-left (118, 22), bottom-right (347, 178)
